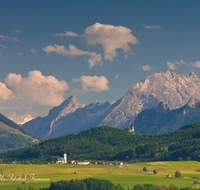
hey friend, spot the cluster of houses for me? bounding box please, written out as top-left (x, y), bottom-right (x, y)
top-left (55, 152), bottom-right (124, 165)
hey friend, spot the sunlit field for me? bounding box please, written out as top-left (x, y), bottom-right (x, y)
top-left (1, 161), bottom-right (200, 189)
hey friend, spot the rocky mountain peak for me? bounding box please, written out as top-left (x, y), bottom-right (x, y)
top-left (156, 102), bottom-right (171, 113)
top-left (186, 97), bottom-right (200, 108)
top-left (48, 95), bottom-right (84, 117)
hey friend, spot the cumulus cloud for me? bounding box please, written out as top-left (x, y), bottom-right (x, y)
top-left (83, 22), bottom-right (139, 61)
top-left (14, 30), bottom-right (21, 33)
top-left (13, 37), bottom-right (21, 42)
top-left (72, 75), bottom-right (110, 95)
top-left (140, 65), bottom-right (151, 71)
top-left (0, 34), bottom-right (9, 40)
top-left (43, 44), bottom-right (102, 68)
top-left (55, 31), bottom-right (79, 37)
top-left (167, 61), bottom-right (176, 70)
top-left (192, 61), bottom-right (200, 68)
top-left (4, 70), bottom-right (69, 107)
top-left (143, 24), bottom-right (161, 29)
top-left (0, 45), bottom-right (7, 48)
top-left (30, 48), bottom-right (36, 53)
top-left (0, 82), bottom-right (15, 101)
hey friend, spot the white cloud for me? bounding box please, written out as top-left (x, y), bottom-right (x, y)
top-left (83, 22), bottom-right (139, 61)
top-left (143, 24), bottom-right (161, 29)
top-left (72, 75), bottom-right (110, 94)
top-left (140, 65), bottom-right (151, 71)
top-left (0, 45), bottom-right (7, 48)
top-left (13, 37), bottom-right (21, 42)
top-left (14, 30), bottom-right (21, 33)
top-left (43, 44), bottom-right (102, 68)
top-left (192, 61), bottom-right (200, 68)
top-left (115, 73), bottom-right (120, 79)
top-left (167, 61), bottom-right (176, 70)
top-left (174, 60), bottom-right (187, 65)
top-left (5, 70), bottom-right (69, 107)
top-left (55, 31), bottom-right (79, 37)
top-left (0, 35), bottom-right (9, 40)
top-left (18, 52), bottom-right (22, 56)
top-left (30, 48), bottom-right (36, 53)
top-left (0, 82), bottom-right (14, 101)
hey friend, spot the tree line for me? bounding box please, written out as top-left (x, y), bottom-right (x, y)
top-left (2, 122), bottom-right (200, 163)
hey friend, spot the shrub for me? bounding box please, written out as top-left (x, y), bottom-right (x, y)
top-left (193, 180), bottom-right (198, 184)
top-left (178, 157), bottom-right (183, 161)
top-left (143, 167), bottom-right (147, 172)
top-left (175, 170), bottom-right (181, 178)
top-left (153, 170), bottom-right (157, 174)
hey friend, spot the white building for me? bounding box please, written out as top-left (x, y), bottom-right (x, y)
top-left (56, 157), bottom-right (65, 164)
top-left (64, 152), bottom-right (67, 164)
top-left (56, 152), bottom-right (67, 164)
top-left (70, 160), bottom-right (90, 165)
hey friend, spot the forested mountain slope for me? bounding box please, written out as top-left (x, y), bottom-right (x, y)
top-left (0, 113), bottom-right (41, 153)
top-left (134, 98), bottom-right (200, 134)
top-left (2, 122), bottom-right (200, 163)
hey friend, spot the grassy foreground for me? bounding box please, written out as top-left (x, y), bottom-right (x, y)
top-left (1, 161), bottom-right (200, 190)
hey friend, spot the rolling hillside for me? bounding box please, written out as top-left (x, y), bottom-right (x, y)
top-left (0, 113), bottom-right (41, 153)
top-left (2, 122), bottom-right (200, 163)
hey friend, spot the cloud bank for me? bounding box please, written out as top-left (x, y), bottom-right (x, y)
top-left (0, 70), bottom-right (69, 111)
top-left (83, 23), bottom-right (139, 61)
top-left (43, 44), bottom-right (102, 68)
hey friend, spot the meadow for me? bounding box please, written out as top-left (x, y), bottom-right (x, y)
top-left (0, 161), bottom-right (200, 190)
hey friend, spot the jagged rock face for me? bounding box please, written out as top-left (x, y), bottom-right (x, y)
top-left (134, 98), bottom-right (200, 134)
top-left (22, 95), bottom-right (111, 139)
top-left (101, 70), bottom-right (200, 128)
top-left (23, 70), bottom-right (200, 138)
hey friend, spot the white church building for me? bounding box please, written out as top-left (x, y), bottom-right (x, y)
top-left (56, 152), bottom-right (67, 164)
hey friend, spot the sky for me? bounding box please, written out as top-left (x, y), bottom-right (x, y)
top-left (1, 0), bottom-right (200, 124)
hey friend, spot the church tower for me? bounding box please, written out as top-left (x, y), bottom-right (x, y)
top-left (64, 152), bottom-right (67, 164)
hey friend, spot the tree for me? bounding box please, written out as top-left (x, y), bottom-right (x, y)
top-left (175, 171), bottom-right (181, 178)
top-left (143, 167), bottom-right (147, 172)
top-left (178, 157), bottom-right (183, 161)
top-left (153, 170), bottom-right (157, 174)
top-left (193, 180), bottom-right (198, 184)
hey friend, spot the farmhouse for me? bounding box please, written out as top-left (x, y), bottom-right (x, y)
top-left (70, 160), bottom-right (90, 165)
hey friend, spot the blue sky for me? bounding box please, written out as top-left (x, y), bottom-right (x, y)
top-left (1, 0), bottom-right (200, 123)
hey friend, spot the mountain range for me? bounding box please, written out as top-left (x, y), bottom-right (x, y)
top-left (22, 70), bottom-right (200, 139)
top-left (134, 97), bottom-right (200, 134)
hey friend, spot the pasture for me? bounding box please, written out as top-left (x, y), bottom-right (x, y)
top-left (0, 161), bottom-right (200, 189)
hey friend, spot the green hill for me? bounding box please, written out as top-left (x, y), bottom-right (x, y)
top-left (0, 113), bottom-right (41, 153)
top-left (1, 121), bottom-right (200, 164)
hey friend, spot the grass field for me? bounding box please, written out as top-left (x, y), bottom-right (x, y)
top-left (1, 161), bottom-right (200, 190)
